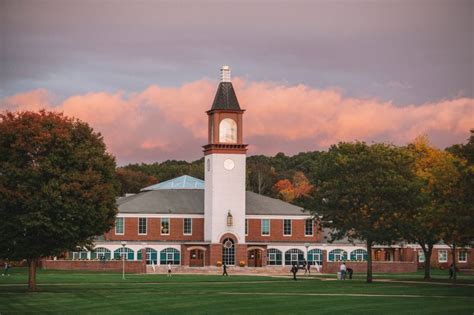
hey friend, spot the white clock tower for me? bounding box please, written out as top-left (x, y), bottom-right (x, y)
top-left (204, 66), bottom-right (247, 244)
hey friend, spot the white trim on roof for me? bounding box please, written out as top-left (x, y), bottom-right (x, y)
top-left (117, 213), bottom-right (204, 218)
top-left (246, 214), bottom-right (310, 219)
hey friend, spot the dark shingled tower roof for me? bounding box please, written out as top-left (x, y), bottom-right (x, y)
top-left (211, 82), bottom-right (241, 111)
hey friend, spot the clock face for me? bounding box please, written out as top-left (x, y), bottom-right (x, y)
top-left (224, 158), bottom-right (235, 170)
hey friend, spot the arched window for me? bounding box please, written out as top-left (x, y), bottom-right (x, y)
top-left (113, 247), bottom-right (134, 260)
top-left (222, 238), bottom-right (235, 265)
top-left (92, 247), bottom-right (111, 260)
top-left (137, 248), bottom-right (158, 265)
top-left (308, 249), bottom-right (323, 265)
top-left (219, 118), bottom-right (237, 143)
top-left (350, 249), bottom-right (368, 261)
top-left (284, 249), bottom-right (304, 266)
top-left (267, 248), bottom-right (282, 265)
top-left (328, 249), bottom-right (348, 262)
top-left (160, 248), bottom-right (180, 265)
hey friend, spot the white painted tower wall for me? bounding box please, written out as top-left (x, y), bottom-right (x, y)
top-left (204, 153), bottom-right (246, 243)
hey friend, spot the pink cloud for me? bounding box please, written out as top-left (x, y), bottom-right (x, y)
top-left (1, 79), bottom-right (473, 164)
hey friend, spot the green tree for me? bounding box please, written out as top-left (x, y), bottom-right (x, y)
top-left (116, 168), bottom-right (157, 195)
top-left (443, 132), bottom-right (474, 282)
top-left (310, 142), bottom-right (420, 283)
top-left (0, 111), bottom-right (118, 291)
top-left (403, 136), bottom-right (461, 279)
top-left (247, 155), bottom-right (275, 195)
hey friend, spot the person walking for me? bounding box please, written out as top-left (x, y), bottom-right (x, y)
top-left (2, 262), bottom-right (10, 276)
top-left (167, 263), bottom-right (172, 277)
top-left (449, 263), bottom-right (455, 279)
top-left (291, 264), bottom-right (298, 281)
top-left (222, 263), bottom-right (228, 276)
top-left (307, 262), bottom-right (311, 275)
top-left (303, 260), bottom-right (308, 275)
top-left (339, 262), bottom-right (347, 280)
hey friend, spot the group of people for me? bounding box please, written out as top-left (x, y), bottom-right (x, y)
top-left (290, 260), bottom-right (315, 280)
top-left (339, 262), bottom-right (353, 280)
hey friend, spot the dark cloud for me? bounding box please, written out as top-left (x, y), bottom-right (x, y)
top-left (1, 0), bottom-right (472, 104)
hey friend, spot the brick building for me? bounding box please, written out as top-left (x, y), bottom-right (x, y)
top-left (66, 66), bottom-right (472, 272)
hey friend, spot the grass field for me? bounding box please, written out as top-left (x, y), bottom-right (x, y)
top-left (0, 268), bottom-right (473, 314)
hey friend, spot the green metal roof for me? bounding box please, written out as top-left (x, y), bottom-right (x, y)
top-left (141, 175), bottom-right (204, 191)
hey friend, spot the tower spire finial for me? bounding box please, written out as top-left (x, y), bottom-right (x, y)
top-left (220, 65), bottom-right (231, 82)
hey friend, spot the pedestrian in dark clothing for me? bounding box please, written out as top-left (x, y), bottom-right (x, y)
top-left (303, 260), bottom-right (308, 275)
top-left (2, 262), bottom-right (10, 276)
top-left (222, 263), bottom-right (228, 276)
top-left (307, 263), bottom-right (311, 275)
top-left (449, 264), bottom-right (456, 279)
top-left (291, 264), bottom-right (298, 280)
top-left (347, 267), bottom-right (353, 279)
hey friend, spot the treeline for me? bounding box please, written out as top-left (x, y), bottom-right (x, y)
top-left (116, 151), bottom-right (323, 200)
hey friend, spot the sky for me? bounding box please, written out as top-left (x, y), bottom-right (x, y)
top-left (1, 0), bottom-right (473, 165)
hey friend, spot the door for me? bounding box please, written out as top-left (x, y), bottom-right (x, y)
top-left (190, 249), bottom-right (204, 267)
top-left (248, 249), bottom-right (263, 267)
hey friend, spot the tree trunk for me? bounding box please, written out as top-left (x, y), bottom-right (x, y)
top-left (27, 258), bottom-right (39, 292)
top-left (366, 240), bottom-right (373, 283)
top-left (421, 243), bottom-right (433, 280)
top-left (451, 243), bottom-right (457, 283)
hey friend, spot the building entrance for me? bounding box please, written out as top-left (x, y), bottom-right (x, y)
top-left (190, 249), bottom-right (204, 267)
top-left (248, 249), bottom-right (263, 267)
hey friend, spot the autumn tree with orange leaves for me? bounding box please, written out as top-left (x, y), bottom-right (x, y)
top-left (273, 171), bottom-right (313, 202)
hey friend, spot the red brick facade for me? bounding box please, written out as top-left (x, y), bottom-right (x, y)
top-left (104, 217), bottom-right (205, 242)
top-left (104, 217), bottom-right (319, 244)
top-left (246, 218), bottom-right (321, 243)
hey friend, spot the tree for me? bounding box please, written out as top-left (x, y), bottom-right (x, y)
top-left (273, 171), bottom-right (313, 202)
top-left (0, 111), bottom-right (118, 291)
top-left (116, 168), bottom-right (157, 195)
top-left (247, 155), bottom-right (275, 195)
top-left (310, 142), bottom-right (420, 283)
top-left (443, 132), bottom-right (474, 282)
top-left (404, 136), bottom-right (462, 279)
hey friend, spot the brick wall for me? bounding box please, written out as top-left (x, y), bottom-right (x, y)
top-left (246, 219), bottom-right (321, 243)
top-left (105, 218), bottom-right (204, 242)
top-left (322, 261), bottom-right (417, 273)
top-left (424, 248), bottom-right (474, 269)
top-left (42, 259), bottom-right (146, 273)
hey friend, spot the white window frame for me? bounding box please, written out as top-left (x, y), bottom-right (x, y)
top-left (458, 250), bottom-right (468, 263)
top-left (261, 219), bottom-right (270, 236)
top-left (305, 219), bottom-right (313, 236)
top-left (115, 217), bottom-right (124, 235)
top-left (312, 252), bottom-right (321, 263)
top-left (268, 252), bottom-right (276, 261)
top-left (183, 218), bottom-right (192, 235)
top-left (418, 250), bottom-right (425, 263)
top-left (283, 219), bottom-right (292, 236)
top-left (166, 252), bottom-right (174, 261)
top-left (138, 217), bottom-right (147, 235)
top-left (161, 218), bottom-right (170, 235)
top-left (438, 249), bottom-right (448, 263)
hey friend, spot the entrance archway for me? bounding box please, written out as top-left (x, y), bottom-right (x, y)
top-left (248, 248), bottom-right (263, 267)
top-left (190, 249), bottom-right (205, 267)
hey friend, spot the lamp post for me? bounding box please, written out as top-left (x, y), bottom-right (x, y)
top-left (121, 241), bottom-right (127, 280)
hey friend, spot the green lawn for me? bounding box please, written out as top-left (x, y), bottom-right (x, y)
top-left (0, 268), bottom-right (473, 314)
